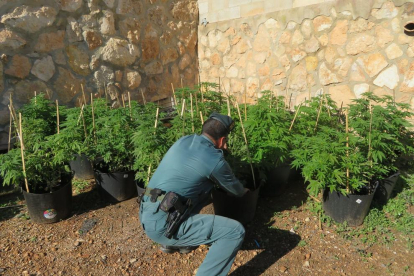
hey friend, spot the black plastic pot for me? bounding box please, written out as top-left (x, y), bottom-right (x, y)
top-left (69, 154), bottom-right (94, 180)
top-left (323, 183), bottom-right (378, 226)
top-left (261, 164), bottom-right (301, 197)
top-left (212, 186), bottom-right (261, 224)
top-left (136, 179), bottom-right (146, 202)
top-left (22, 180), bottom-right (72, 224)
top-left (94, 170), bottom-right (137, 202)
top-left (374, 172), bottom-right (400, 205)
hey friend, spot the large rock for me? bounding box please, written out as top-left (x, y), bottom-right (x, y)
top-left (385, 43), bottom-right (403, 60)
top-left (34, 31), bottom-right (65, 52)
top-left (305, 36), bottom-right (320, 53)
top-left (354, 83), bottom-right (370, 98)
top-left (313, 16), bottom-right (333, 32)
top-left (54, 67), bottom-right (84, 104)
top-left (100, 38), bottom-right (140, 66)
top-left (179, 54), bottom-right (191, 70)
top-left (333, 57), bottom-right (352, 77)
top-left (301, 19), bottom-right (312, 38)
top-left (246, 77), bottom-right (259, 98)
top-left (227, 66), bottom-right (239, 78)
top-left (103, 0), bottom-right (115, 9)
top-left (116, 0), bottom-right (142, 15)
top-left (119, 17), bottom-right (141, 44)
top-left (142, 25), bottom-right (160, 62)
top-left (373, 65), bottom-right (399, 89)
top-left (100, 10), bottom-right (115, 35)
top-left (0, 29), bottom-right (26, 50)
top-left (31, 56), bottom-right (55, 82)
top-left (371, 1), bottom-right (398, 19)
top-left (66, 44), bottom-right (91, 76)
top-left (123, 69), bottom-right (141, 90)
top-left (171, 0), bottom-right (198, 21)
top-left (349, 18), bottom-right (373, 33)
top-left (375, 25), bottom-right (393, 48)
top-left (161, 47), bottom-right (178, 65)
top-left (319, 62), bottom-right (341, 86)
top-left (94, 65), bottom-right (114, 89)
top-left (306, 56), bottom-right (318, 72)
top-left (87, 0), bottom-right (100, 14)
top-left (1, 6), bottom-right (57, 33)
top-left (330, 20), bottom-right (348, 45)
top-left (79, 14), bottom-right (98, 31)
top-left (148, 6), bottom-right (166, 27)
top-left (346, 34), bottom-right (375, 55)
top-left (5, 55), bottom-right (31, 79)
top-left (357, 53), bottom-right (388, 78)
top-left (328, 85), bottom-right (355, 107)
top-left (291, 49), bottom-right (306, 62)
top-left (60, 0), bottom-right (83, 12)
top-left (399, 70), bottom-right (414, 93)
top-left (66, 17), bottom-right (83, 43)
top-left (325, 46), bottom-right (337, 64)
top-left (253, 25), bottom-right (270, 52)
top-left (349, 62), bottom-right (366, 82)
top-left (83, 30), bottom-right (103, 50)
top-left (15, 80), bottom-right (52, 103)
top-left (289, 65), bottom-right (307, 92)
top-left (145, 61), bottom-right (163, 75)
top-left (291, 30), bottom-right (304, 45)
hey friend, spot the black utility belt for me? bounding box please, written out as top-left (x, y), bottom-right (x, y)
top-left (143, 188), bottom-right (192, 239)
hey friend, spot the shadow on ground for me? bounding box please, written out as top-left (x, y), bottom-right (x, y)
top-left (0, 191), bottom-right (24, 222)
top-left (229, 177), bottom-right (307, 275)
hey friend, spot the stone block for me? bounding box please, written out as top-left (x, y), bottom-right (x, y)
top-left (293, 0), bottom-right (325, 8)
top-left (240, 2), bottom-right (264, 17)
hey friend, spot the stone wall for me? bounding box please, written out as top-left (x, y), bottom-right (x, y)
top-left (0, 0), bottom-right (198, 149)
top-left (198, 0), bottom-right (414, 110)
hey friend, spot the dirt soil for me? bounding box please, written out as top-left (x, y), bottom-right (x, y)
top-left (1, 179), bottom-right (413, 276)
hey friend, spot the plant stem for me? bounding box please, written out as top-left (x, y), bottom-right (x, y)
top-left (56, 100), bottom-right (60, 134)
top-left (289, 103), bottom-right (302, 132)
top-left (91, 94), bottom-right (96, 143)
top-left (235, 102), bottom-right (256, 190)
top-left (18, 113), bottom-right (29, 193)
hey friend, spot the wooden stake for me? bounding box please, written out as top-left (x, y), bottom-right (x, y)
top-left (141, 91), bottom-right (146, 105)
top-left (103, 82), bottom-right (108, 104)
top-left (91, 94), bottom-right (96, 143)
top-left (190, 94), bottom-right (194, 133)
top-left (308, 87), bottom-right (311, 105)
top-left (171, 83), bottom-right (177, 107)
top-left (180, 99), bottom-right (186, 118)
top-left (81, 84), bottom-right (87, 106)
top-left (195, 89), bottom-right (199, 115)
top-left (200, 111), bottom-right (204, 124)
top-left (235, 102), bottom-right (256, 189)
top-left (77, 105), bottom-right (85, 125)
top-left (81, 106), bottom-right (87, 139)
top-left (19, 113), bottom-right (29, 193)
top-left (337, 101), bottom-right (344, 123)
top-left (289, 103), bottom-right (302, 132)
top-left (182, 100), bottom-right (186, 136)
top-left (146, 164), bottom-right (152, 185)
top-left (345, 109), bottom-right (349, 193)
top-left (128, 92), bottom-right (132, 120)
top-left (154, 107), bottom-right (159, 134)
top-left (56, 100), bottom-right (60, 134)
top-left (8, 106), bottom-right (12, 151)
top-left (288, 93), bottom-right (293, 110)
top-left (244, 90), bottom-right (247, 121)
top-left (227, 96), bottom-right (231, 117)
top-left (8, 105), bottom-right (20, 144)
top-left (368, 101), bottom-right (373, 166)
top-left (121, 94), bottom-right (125, 108)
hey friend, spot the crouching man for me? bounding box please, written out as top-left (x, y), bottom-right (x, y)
top-left (139, 112), bottom-right (249, 276)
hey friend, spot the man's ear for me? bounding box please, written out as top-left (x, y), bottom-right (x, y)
top-left (217, 136), bottom-right (226, 149)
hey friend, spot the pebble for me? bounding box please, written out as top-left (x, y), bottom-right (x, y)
top-left (101, 255), bottom-right (107, 261)
top-left (305, 253), bottom-right (311, 260)
top-left (303, 261), bottom-right (310, 267)
top-left (279, 266), bottom-right (288, 272)
top-left (305, 217), bottom-right (310, 222)
top-left (130, 258), bottom-right (137, 264)
top-left (289, 228), bottom-right (296, 234)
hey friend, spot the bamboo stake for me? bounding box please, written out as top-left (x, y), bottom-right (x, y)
top-left (56, 100), bottom-right (60, 134)
top-left (141, 91), bottom-right (146, 105)
top-left (34, 91), bottom-right (37, 105)
top-left (121, 94), bottom-right (125, 108)
top-left (81, 84), bottom-right (87, 106)
top-left (181, 78), bottom-right (183, 88)
top-left (181, 100), bottom-right (186, 136)
top-left (368, 101), bottom-right (373, 166)
top-left (314, 95), bottom-right (324, 131)
top-left (200, 111), bottom-right (204, 124)
top-left (19, 113), bottom-right (30, 193)
top-left (154, 107), bottom-right (159, 134)
top-left (288, 93), bottom-right (293, 110)
top-left (8, 106), bottom-right (12, 151)
top-left (337, 101), bottom-right (344, 123)
top-left (171, 83), bottom-right (178, 108)
top-left (289, 103), bottom-right (303, 132)
top-left (146, 164), bottom-right (152, 185)
top-left (128, 92), bottom-right (132, 120)
top-left (81, 107), bottom-right (87, 139)
top-left (8, 105), bottom-right (20, 144)
top-left (308, 87), bottom-right (311, 105)
top-left (227, 96), bottom-right (231, 117)
top-left (201, 83), bottom-right (204, 103)
top-left (345, 109), bottom-right (349, 193)
top-left (91, 94), bottom-right (96, 143)
top-left (77, 105), bottom-right (85, 125)
top-left (180, 99), bottom-right (186, 118)
top-left (235, 102), bottom-right (256, 189)
top-left (195, 89), bottom-right (199, 115)
top-left (190, 94), bottom-right (194, 133)
top-left (104, 82), bottom-right (108, 104)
